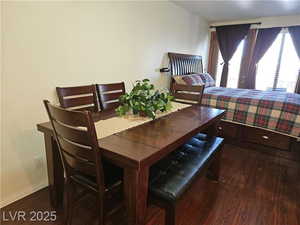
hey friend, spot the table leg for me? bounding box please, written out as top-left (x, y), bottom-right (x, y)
top-left (44, 133), bottom-right (64, 209)
top-left (208, 150), bottom-right (222, 181)
top-left (206, 121), bottom-right (218, 138)
top-left (124, 167), bottom-right (149, 225)
top-left (207, 120), bottom-right (223, 182)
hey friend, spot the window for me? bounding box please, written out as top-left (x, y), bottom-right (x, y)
top-left (215, 40), bottom-right (245, 88)
top-left (256, 30), bottom-right (300, 92)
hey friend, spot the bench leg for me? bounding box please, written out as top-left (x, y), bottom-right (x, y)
top-left (150, 198), bottom-right (176, 225)
top-left (207, 149), bottom-right (222, 182)
top-left (165, 203), bottom-right (176, 225)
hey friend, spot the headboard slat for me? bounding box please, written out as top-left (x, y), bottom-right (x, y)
top-left (168, 52), bottom-right (203, 76)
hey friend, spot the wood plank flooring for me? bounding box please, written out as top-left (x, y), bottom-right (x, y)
top-left (1, 144), bottom-right (300, 225)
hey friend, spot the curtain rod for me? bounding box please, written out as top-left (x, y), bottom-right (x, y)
top-left (209, 22), bottom-right (262, 28)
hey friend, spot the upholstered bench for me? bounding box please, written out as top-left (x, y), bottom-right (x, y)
top-left (149, 133), bottom-right (224, 225)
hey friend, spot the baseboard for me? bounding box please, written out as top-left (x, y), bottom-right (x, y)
top-left (0, 180), bottom-right (48, 208)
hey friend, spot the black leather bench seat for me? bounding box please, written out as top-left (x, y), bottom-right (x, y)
top-left (150, 133), bottom-right (224, 202)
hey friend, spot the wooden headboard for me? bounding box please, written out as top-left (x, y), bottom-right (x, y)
top-left (168, 52), bottom-right (203, 76)
top-left (168, 52), bottom-right (203, 93)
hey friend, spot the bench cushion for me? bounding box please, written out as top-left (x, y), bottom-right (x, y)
top-left (149, 134), bottom-right (224, 202)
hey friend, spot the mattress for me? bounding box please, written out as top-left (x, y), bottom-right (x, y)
top-left (202, 87), bottom-right (300, 138)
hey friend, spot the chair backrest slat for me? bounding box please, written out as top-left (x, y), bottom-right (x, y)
top-left (97, 82), bottom-right (125, 111)
top-left (101, 92), bottom-right (123, 102)
top-left (98, 83), bottom-right (124, 92)
top-left (172, 83), bottom-right (204, 105)
top-left (56, 85), bottom-right (98, 112)
top-left (43, 100), bottom-right (104, 188)
top-left (63, 152), bottom-right (96, 176)
top-left (47, 102), bottom-right (88, 126)
top-left (58, 136), bottom-right (94, 162)
top-left (52, 120), bottom-right (90, 146)
top-left (102, 101), bottom-right (121, 110)
top-left (62, 96), bottom-right (95, 108)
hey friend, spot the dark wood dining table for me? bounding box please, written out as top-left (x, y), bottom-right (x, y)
top-left (37, 105), bottom-right (225, 225)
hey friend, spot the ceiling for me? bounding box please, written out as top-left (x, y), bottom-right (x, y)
top-left (172, 0), bottom-right (300, 22)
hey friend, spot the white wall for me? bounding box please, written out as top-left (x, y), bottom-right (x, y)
top-left (1, 1), bottom-right (209, 207)
top-left (0, 1), bottom-right (3, 206)
top-left (210, 15), bottom-right (300, 28)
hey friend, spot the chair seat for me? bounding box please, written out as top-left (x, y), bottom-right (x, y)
top-left (150, 134), bottom-right (224, 202)
top-left (72, 160), bottom-right (123, 190)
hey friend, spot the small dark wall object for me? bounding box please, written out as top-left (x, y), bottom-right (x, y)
top-left (160, 67), bottom-right (170, 73)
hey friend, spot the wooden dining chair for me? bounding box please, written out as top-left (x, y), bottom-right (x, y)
top-left (56, 85), bottom-right (99, 112)
top-left (43, 100), bottom-right (123, 225)
top-left (96, 82), bottom-right (125, 111)
top-left (172, 83), bottom-right (205, 105)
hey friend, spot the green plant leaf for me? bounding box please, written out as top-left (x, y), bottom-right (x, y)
top-left (115, 79), bottom-right (173, 119)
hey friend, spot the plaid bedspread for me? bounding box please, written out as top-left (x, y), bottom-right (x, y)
top-left (202, 87), bottom-right (300, 138)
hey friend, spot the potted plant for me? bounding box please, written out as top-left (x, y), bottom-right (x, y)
top-left (115, 79), bottom-right (173, 119)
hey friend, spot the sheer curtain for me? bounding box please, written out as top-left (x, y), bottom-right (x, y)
top-left (245, 27), bottom-right (281, 89)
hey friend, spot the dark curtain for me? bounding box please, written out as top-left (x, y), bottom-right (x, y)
top-left (238, 29), bottom-right (258, 88)
top-left (207, 31), bottom-right (219, 78)
top-left (216, 24), bottom-right (250, 87)
top-left (288, 26), bottom-right (300, 94)
top-left (245, 27), bottom-right (281, 89)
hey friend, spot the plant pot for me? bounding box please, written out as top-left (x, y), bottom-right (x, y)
top-left (139, 111), bottom-right (147, 117)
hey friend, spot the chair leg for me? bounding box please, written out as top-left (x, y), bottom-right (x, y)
top-left (96, 195), bottom-right (104, 225)
top-left (63, 180), bottom-right (70, 225)
top-left (65, 180), bottom-right (76, 225)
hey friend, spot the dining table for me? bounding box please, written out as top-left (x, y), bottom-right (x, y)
top-left (37, 103), bottom-right (225, 225)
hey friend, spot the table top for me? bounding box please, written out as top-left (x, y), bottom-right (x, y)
top-left (37, 105), bottom-right (225, 168)
top-left (94, 102), bottom-right (191, 139)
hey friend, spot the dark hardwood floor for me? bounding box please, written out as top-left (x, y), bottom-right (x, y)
top-left (1, 144), bottom-right (300, 225)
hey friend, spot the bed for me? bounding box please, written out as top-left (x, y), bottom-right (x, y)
top-left (168, 52), bottom-right (300, 154)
